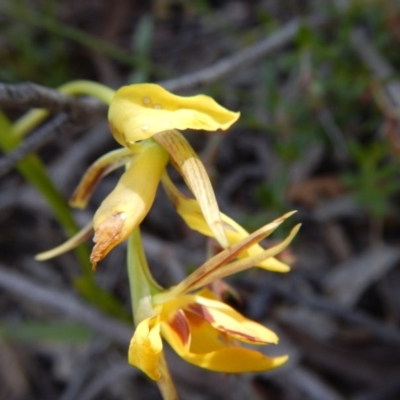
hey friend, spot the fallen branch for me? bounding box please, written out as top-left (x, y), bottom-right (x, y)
top-left (0, 82), bottom-right (106, 115)
top-left (0, 263), bottom-right (132, 346)
top-left (161, 15), bottom-right (327, 92)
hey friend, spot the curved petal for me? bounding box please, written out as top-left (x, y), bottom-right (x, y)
top-left (108, 83), bottom-right (240, 145)
top-left (35, 222), bottom-right (93, 261)
top-left (161, 314), bottom-right (288, 373)
top-left (162, 294), bottom-right (279, 345)
top-left (156, 131), bottom-right (228, 248)
top-left (90, 142), bottom-right (168, 267)
top-left (189, 224), bottom-right (301, 290)
top-left (158, 218), bottom-right (298, 299)
top-left (70, 148), bottom-right (135, 209)
top-left (128, 316), bottom-right (163, 380)
top-left (162, 172), bottom-right (292, 272)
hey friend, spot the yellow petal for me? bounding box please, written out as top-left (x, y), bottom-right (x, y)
top-left (108, 83), bottom-right (240, 145)
top-left (90, 142), bottom-right (168, 267)
top-left (156, 131), bottom-right (228, 248)
top-left (35, 222), bottom-right (93, 261)
top-left (70, 148), bottom-right (135, 209)
top-left (162, 172), bottom-right (292, 272)
top-left (161, 312), bottom-right (288, 373)
top-left (187, 299), bottom-right (279, 345)
top-left (128, 316), bottom-right (163, 380)
top-left (163, 295), bottom-right (278, 345)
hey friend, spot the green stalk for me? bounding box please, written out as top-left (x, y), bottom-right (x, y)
top-left (127, 229), bottom-right (162, 326)
top-left (127, 230), bottom-right (177, 399)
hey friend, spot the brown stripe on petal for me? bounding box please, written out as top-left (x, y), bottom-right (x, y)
top-left (69, 165), bottom-right (109, 208)
top-left (215, 326), bottom-right (268, 344)
top-left (186, 303), bottom-right (215, 323)
top-left (168, 309), bottom-right (190, 346)
top-left (186, 304), bottom-right (270, 344)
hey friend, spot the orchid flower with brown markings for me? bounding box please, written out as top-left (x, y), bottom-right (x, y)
top-left (37, 84), bottom-right (239, 268)
top-left (34, 80), bottom-right (300, 400)
top-left (127, 216), bottom-right (300, 380)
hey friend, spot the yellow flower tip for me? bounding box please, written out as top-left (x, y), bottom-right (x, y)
top-left (129, 317), bottom-right (163, 381)
top-left (257, 258), bottom-right (291, 273)
top-left (90, 212), bottom-right (126, 268)
top-left (35, 223), bottom-right (94, 261)
top-left (108, 83), bottom-right (240, 145)
top-left (269, 354), bottom-right (289, 370)
top-left (277, 210), bottom-right (297, 223)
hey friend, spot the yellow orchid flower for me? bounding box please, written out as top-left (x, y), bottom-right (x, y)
top-left (161, 172), bottom-right (293, 272)
top-left (127, 216), bottom-right (300, 381)
top-left (37, 84), bottom-right (241, 264)
top-left (130, 289), bottom-right (288, 380)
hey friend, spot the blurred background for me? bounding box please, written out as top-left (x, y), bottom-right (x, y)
top-left (1, 0), bottom-right (400, 399)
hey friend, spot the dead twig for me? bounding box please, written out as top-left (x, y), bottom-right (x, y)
top-left (0, 113), bottom-right (72, 177)
top-left (0, 82), bottom-right (106, 115)
top-left (350, 28), bottom-right (400, 108)
top-left (247, 275), bottom-right (400, 347)
top-left (160, 15), bottom-right (327, 92)
top-left (351, 372), bottom-right (400, 400)
top-left (0, 111), bottom-right (103, 178)
top-left (0, 264), bottom-right (132, 346)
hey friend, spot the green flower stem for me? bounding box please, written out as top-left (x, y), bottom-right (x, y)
top-left (12, 109), bottom-right (49, 140)
top-left (127, 230), bottom-right (177, 399)
top-left (127, 229), bottom-right (162, 326)
top-left (156, 352), bottom-right (179, 400)
top-left (60, 81), bottom-right (115, 105)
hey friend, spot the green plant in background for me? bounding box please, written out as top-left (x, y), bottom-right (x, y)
top-left (0, 0), bottom-right (164, 86)
top-left (342, 141), bottom-right (400, 220)
top-left (129, 15), bottom-right (154, 83)
top-left (252, 3), bottom-right (392, 233)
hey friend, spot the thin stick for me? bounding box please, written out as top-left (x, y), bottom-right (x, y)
top-left (0, 82), bottom-right (106, 115)
top-left (161, 15), bottom-right (327, 92)
top-left (0, 263), bottom-right (132, 346)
